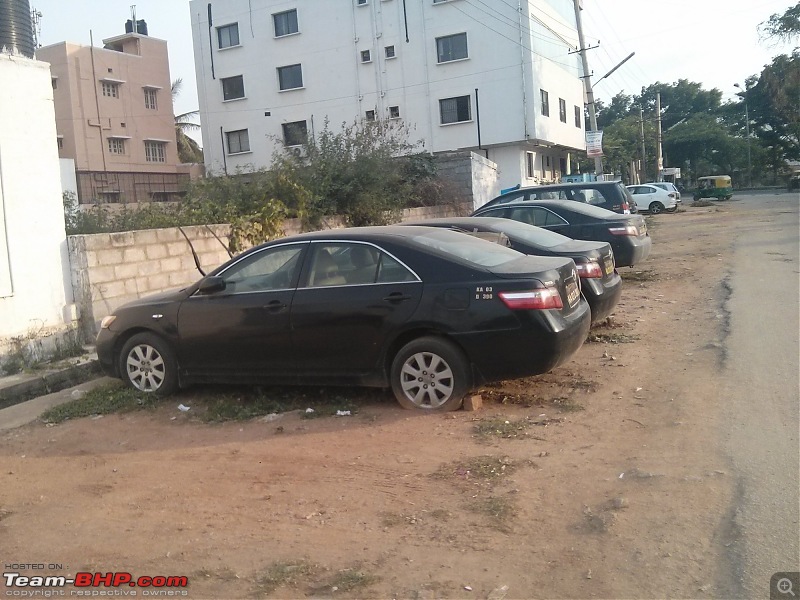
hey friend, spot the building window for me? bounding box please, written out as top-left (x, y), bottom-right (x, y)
top-left (273, 9), bottom-right (298, 37)
top-left (559, 98), bottom-right (567, 123)
top-left (51, 78), bottom-right (57, 89)
top-left (439, 95), bottom-right (471, 124)
top-left (57, 137), bottom-right (63, 150)
top-left (389, 106), bottom-right (400, 119)
top-left (436, 32), bottom-right (468, 63)
top-left (144, 141), bottom-right (166, 163)
top-left (526, 152), bottom-right (534, 178)
top-left (385, 45), bottom-right (396, 58)
top-left (217, 23), bottom-right (240, 49)
top-left (540, 89), bottom-right (549, 117)
top-left (221, 75), bottom-right (245, 100)
top-left (108, 138), bottom-right (125, 155)
top-left (278, 64), bottom-right (303, 90)
top-left (365, 110), bottom-right (376, 121)
top-left (357, 0), bottom-right (367, 5)
top-left (361, 49), bottom-right (372, 63)
top-left (226, 129), bottom-right (250, 154)
top-left (574, 105), bottom-right (582, 128)
top-left (144, 88), bottom-right (158, 110)
top-left (282, 120), bottom-right (308, 146)
top-left (101, 82), bottom-right (120, 98)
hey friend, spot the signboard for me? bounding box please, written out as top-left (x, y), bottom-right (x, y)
top-left (586, 130), bottom-right (603, 157)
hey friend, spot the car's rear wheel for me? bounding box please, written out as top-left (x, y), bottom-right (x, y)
top-left (390, 337), bottom-right (471, 411)
top-left (119, 333), bottom-right (178, 395)
top-left (649, 201), bottom-right (664, 214)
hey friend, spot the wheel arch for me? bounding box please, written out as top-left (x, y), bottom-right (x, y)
top-left (383, 328), bottom-right (472, 383)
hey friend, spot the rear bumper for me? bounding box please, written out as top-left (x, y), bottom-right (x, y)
top-left (582, 273), bottom-right (623, 322)
top-left (611, 235), bottom-right (651, 267)
top-left (454, 298), bottom-right (591, 385)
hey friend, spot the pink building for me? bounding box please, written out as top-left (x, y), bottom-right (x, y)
top-left (37, 26), bottom-right (189, 205)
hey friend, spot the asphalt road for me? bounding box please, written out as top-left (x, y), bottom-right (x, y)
top-left (720, 191), bottom-right (800, 598)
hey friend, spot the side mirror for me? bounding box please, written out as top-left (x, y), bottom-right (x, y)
top-left (197, 275), bottom-right (226, 295)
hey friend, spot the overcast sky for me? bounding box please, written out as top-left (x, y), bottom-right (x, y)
top-left (31, 0), bottom-right (794, 135)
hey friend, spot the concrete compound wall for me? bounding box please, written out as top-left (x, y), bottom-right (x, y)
top-left (68, 225), bottom-right (232, 338)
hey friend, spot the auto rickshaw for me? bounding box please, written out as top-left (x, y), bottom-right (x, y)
top-left (694, 175), bottom-right (733, 201)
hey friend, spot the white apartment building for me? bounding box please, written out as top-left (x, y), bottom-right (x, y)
top-left (190, 0), bottom-right (587, 189)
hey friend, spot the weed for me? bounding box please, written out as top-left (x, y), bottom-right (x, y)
top-left (473, 417), bottom-right (532, 439)
top-left (587, 332), bottom-right (640, 344)
top-left (199, 387), bottom-right (360, 423)
top-left (469, 495), bottom-right (517, 528)
top-left (253, 561), bottom-right (316, 596)
top-left (552, 397), bottom-right (585, 412)
top-left (40, 382), bottom-right (161, 423)
top-left (433, 455), bottom-right (528, 482)
top-left (619, 269), bottom-right (657, 282)
top-left (327, 568), bottom-right (379, 592)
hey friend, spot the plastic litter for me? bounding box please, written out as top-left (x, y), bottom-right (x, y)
top-left (336, 410), bottom-right (351, 416)
top-left (178, 404), bottom-right (190, 412)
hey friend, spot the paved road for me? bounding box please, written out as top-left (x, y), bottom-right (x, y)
top-left (721, 191), bottom-right (800, 598)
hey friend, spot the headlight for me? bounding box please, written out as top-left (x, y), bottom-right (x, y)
top-left (100, 315), bottom-right (117, 329)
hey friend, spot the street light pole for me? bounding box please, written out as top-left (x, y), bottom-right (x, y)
top-left (734, 83), bottom-right (752, 188)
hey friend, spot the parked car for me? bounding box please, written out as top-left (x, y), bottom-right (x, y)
top-left (479, 181), bottom-right (638, 214)
top-left (471, 199), bottom-right (651, 268)
top-left (401, 217), bottom-right (622, 323)
top-left (647, 181), bottom-right (682, 204)
top-left (96, 226), bottom-right (591, 411)
top-left (626, 184), bottom-right (679, 214)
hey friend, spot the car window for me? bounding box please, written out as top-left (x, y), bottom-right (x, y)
top-left (307, 243), bottom-right (416, 286)
top-left (628, 186), bottom-right (644, 194)
top-left (220, 244), bottom-right (304, 292)
top-left (492, 191), bottom-right (525, 205)
top-left (508, 207), bottom-right (568, 227)
top-left (530, 190), bottom-right (563, 200)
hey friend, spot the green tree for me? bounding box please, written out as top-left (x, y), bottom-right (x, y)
top-left (760, 2), bottom-right (800, 42)
top-left (171, 78), bottom-right (203, 164)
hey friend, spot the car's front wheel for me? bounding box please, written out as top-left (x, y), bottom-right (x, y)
top-left (649, 201), bottom-right (665, 214)
top-left (119, 333), bottom-right (178, 395)
top-left (390, 337), bottom-right (471, 411)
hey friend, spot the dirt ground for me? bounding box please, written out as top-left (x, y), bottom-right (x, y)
top-left (1, 203), bottom-right (744, 599)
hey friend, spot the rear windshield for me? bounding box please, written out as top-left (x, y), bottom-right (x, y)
top-left (483, 220), bottom-right (572, 248)
top-left (410, 228), bottom-right (522, 268)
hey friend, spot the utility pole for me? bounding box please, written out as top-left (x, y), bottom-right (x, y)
top-left (655, 92), bottom-right (663, 182)
top-left (573, 0), bottom-right (603, 178)
top-left (639, 106), bottom-right (646, 184)
top-left (734, 83), bottom-right (752, 188)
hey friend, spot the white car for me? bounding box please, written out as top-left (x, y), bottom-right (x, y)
top-left (647, 181), bottom-right (682, 203)
top-left (626, 184), bottom-right (679, 214)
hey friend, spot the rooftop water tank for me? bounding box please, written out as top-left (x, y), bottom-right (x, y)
top-left (0, 0), bottom-right (35, 58)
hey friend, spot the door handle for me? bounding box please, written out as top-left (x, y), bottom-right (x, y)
top-left (383, 292), bottom-right (412, 303)
top-left (263, 300), bottom-right (287, 312)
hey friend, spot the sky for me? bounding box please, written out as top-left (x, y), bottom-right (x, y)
top-left (30, 0), bottom-right (796, 141)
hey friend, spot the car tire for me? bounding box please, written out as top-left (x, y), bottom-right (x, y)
top-left (390, 337), bottom-right (471, 411)
top-left (649, 201), bottom-right (664, 214)
top-left (119, 333), bottom-right (179, 395)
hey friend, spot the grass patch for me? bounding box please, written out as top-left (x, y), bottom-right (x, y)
top-left (40, 382), bottom-right (161, 424)
top-left (474, 417), bottom-right (533, 439)
top-left (469, 495), bottom-right (517, 522)
top-left (433, 455), bottom-right (528, 482)
top-left (327, 569), bottom-right (379, 593)
top-left (587, 331), bottom-right (640, 344)
top-left (199, 386), bottom-right (362, 423)
top-left (552, 396), bottom-right (585, 412)
top-left (253, 561), bottom-right (317, 597)
top-left (619, 269), bottom-right (657, 282)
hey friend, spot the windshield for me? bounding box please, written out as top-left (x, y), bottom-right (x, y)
top-left (411, 228), bottom-right (523, 268)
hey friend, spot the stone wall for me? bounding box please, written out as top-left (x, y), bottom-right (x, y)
top-left (433, 150), bottom-right (500, 209)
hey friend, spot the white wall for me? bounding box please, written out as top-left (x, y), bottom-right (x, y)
top-left (0, 54), bottom-right (75, 345)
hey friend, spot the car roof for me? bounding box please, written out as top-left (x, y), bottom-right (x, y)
top-left (496, 181), bottom-right (622, 196)
top-left (475, 199), bottom-right (625, 219)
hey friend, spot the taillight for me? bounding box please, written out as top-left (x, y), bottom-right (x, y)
top-left (499, 288), bottom-right (563, 310)
top-left (608, 224), bottom-right (639, 236)
top-left (576, 260), bottom-right (603, 278)
top-left (621, 201), bottom-right (630, 211)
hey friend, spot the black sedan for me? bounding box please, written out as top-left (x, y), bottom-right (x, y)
top-left (471, 199), bottom-right (651, 267)
top-left (402, 217), bottom-right (622, 323)
top-left (96, 226), bottom-right (591, 411)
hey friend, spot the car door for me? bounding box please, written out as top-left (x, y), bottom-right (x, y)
top-left (627, 185), bottom-right (655, 210)
top-left (290, 241), bottom-right (423, 381)
top-left (175, 242), bottom-right (307, 380)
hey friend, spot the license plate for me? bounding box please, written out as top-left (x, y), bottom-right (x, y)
top-left (603, 256), bottom-right (614, 275)
top-left (566, 281), bottom-right (580, 307)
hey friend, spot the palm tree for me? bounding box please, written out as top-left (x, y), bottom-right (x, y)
top-left (172, 78), bottom-right (204, 164)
